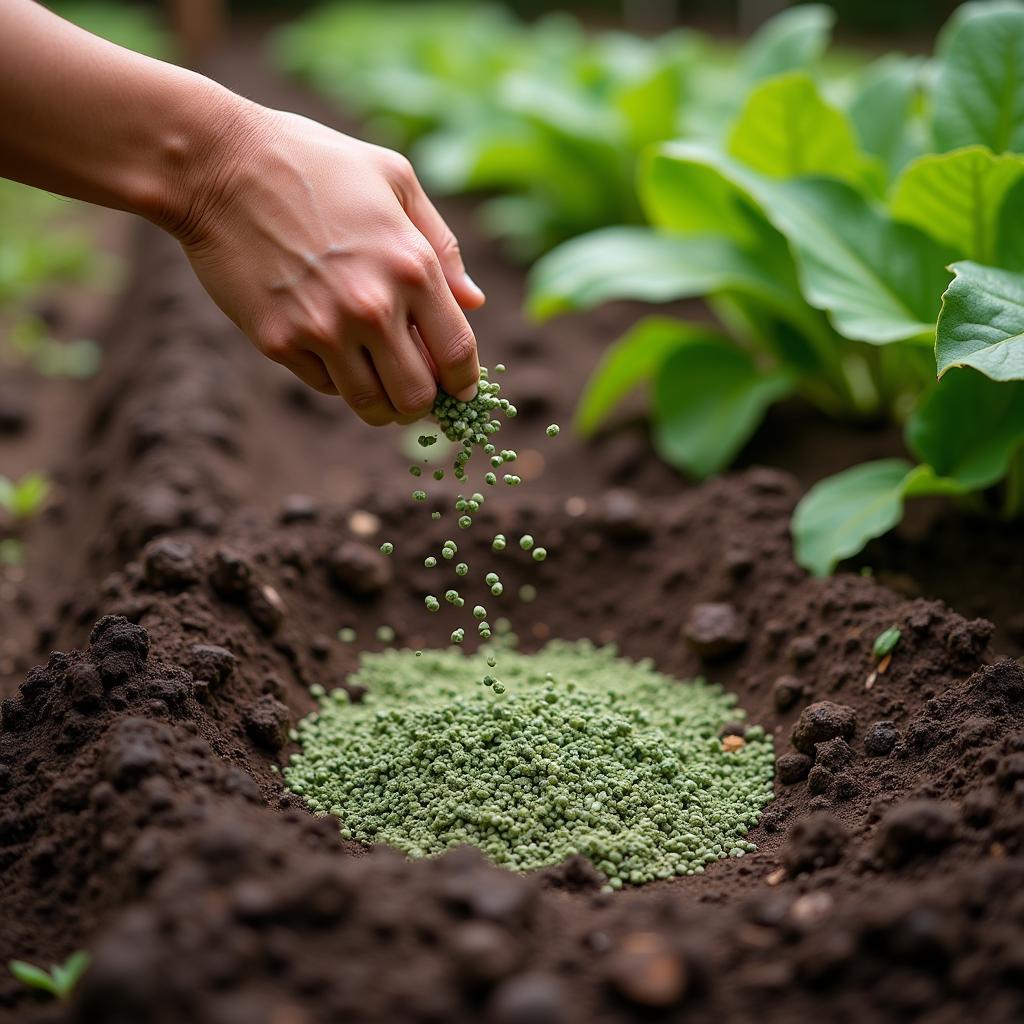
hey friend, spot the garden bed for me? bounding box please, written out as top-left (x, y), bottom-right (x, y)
top-left (1, 46), bottom-right (1023, 1024)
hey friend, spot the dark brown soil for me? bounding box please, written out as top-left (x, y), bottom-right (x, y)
top-left (1, 44), bottom-right (1023, 1024)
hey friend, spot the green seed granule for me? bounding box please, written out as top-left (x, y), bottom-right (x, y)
top-left (451, 628), bottom-right (465, 645)
top-left (285, 641), bottom-right (774, 882)
top-left (425, 596), bottom-right (440, 612)
top-left (376, 625), bottom-right (395, 643)
top-left (532, 547), bottom-right (547, 562)
top-left (546, 424), bottom-right (560, 437)
top-left (492, 534), bottom-right (506, 552)
top-left (413, 490), bottom-right (427, 502)
top-left (519, 584), bottom-right (537, 603)
top-left (455, 562), bottom-right (469, 577)
top-left (519, 535), bottom-right (534, 551)
top-left (418, 434), bottom-right (437, 447)
top-left (424, 556), bottom-right (437, 568)
top-left (433, 469), bottom-right (445, 481)
top-left (380, 542), bottom-right (394, 555)
top-left (338, 627), bottom-right (357, 643)
top-left (485, 572), bottom-right (499, 586)
top-left (409, 466), bottom-right (422, 477)
top-left (458, 515), bottom-right (473, 529)
top-left (431, 511), bottom-right (442, 520)
top-left (473, 605), bottom-right (487, 620)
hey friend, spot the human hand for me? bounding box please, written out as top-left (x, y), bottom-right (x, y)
top-left (170, 104), bottom-right (484, 425)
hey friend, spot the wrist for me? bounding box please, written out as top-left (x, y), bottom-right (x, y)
top-left (134, 71), bottom-right (265, 243)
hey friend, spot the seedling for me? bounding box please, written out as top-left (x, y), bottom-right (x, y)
top-left (0, 472), bottom-right (51, 521)
top-left (8, 951), bottom-right (90, 1002)
top-left (873, 626), bottom-right (901, 659)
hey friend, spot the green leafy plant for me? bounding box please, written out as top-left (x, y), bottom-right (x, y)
top-left (8, 952), bottom-right (90, 1002)
top-left (274, 3), bottom-right (850, 257)
top-left (529, 1), bottom-right (1024, 574)
top-left (0, 472), bottom-right (51, 522)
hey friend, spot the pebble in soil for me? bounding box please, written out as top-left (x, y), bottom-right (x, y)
top-left (285, 640), bottom-right (774, 888)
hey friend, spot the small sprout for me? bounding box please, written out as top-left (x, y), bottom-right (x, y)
top-left (424, 556), bottom-right (437, 568)
top-left (518, 584), bottom-right (537, 603)
top-left (418, 434), bottom-right (438, 447)
top-left (0, 473), bottom-right (51, 521)
top-left (379, 542), bottom-right (394, 555)
top-left (455, 562), bottom-right (469, 577)
top-left (0, 539), bottom-right (25, 567)
top-left (473, 605), bottom-right (487, 620)
top-left (519, 534), bottom-right (534, 551)
top-left (451, 628), bottom-right (465, 645)
top-left (532, 547), bottom-right (547, 562)
top-left (338, 627), bottom-right (357, 643)
top-left (458, 515), bottom-right (473, 529)
top-left (490, 582), bottom-right (503, 597)
top-left (409, 466), bottom-right (422, 477)
top-left (873, 626), bottom-right (901, 659)
top-left (492, 534), bottom-right (506, 552)
top-left (546, 424), bottom-right (560, 437)
top-left (425, 596), bottom-right (440, 612)
top-left (412, 490), bottom-right (427, 502)
top-left (8, 951), bottom-right (90, 1002)
top-left (376, 625), bottom-right (395, 643)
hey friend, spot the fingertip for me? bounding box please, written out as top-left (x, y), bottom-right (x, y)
top-left (455, 273), bottom-right (486, 310)
top-left (454, 384), bottom-right (478, 402)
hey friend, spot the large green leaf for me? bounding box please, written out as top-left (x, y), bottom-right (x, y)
top-left (643, 144), bottom-right (955, 344)
top-left (933, 1), bottom-right (1024, 153)
top-left (936, 261), bottom-right (1024, 380)
top-left (728, 72), bottom-right (877, 189)
top-left (848, 55), bottom-right (926, 179)
top-left (792, 459), bottom-right (964, 576)
top-left (907, 369), bottom-right (1024, 489)
top-left (526, 226), bottom-right (804, 323)
top-left (652, 342), bottom-right (794, 478)
top-left (574, 317), bottom-right (728, 436)
top-left (889, 147), bottom-right (1024, 262)
top-left (742, 4), bottom-right (835, 83)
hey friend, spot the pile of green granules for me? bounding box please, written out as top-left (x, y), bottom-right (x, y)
top-left (286, 641), bottom-right (775, 886)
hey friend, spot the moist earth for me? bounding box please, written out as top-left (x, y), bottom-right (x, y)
top-left (1, 50), bottom-right (1023, 1024)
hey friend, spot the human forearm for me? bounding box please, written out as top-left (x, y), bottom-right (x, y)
top-left (1, 0), bottom-right (485, 423)
top-left (0, 0), bottom-right (250, 232)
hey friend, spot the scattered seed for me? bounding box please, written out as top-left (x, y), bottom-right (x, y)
top-left (379, 542), bottom-right (394, 555)
top-left (532, 547), bottom-right (547, 562)
top-left (546, 424), bottom-right (560, 437)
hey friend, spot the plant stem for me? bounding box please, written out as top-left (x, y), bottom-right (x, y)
top-left (1003, 446), bottom-right (1024, 518)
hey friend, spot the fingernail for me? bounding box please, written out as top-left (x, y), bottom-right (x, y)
top-left (463, 273), bottom-right (485, 302)
top-left (455, 384), bottom-right (478, 402)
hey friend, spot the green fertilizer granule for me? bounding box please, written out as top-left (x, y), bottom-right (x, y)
top-left (285, 640), bottom-right (774, 887)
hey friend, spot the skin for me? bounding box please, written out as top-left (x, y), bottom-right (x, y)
top-left (0, 1), bottom-right (484, 425)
